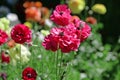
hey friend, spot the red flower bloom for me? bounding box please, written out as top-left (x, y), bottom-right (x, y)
top-left (50, 4), bottom-right (71, 26)
top-left (22, 67), bottom-right (37, 80)
top-left (1, 51), bottom-right (10, 63)
top-left (11, 24), bottom-right (32, 44)
top-left (0, 29), bottom-right (8, 45)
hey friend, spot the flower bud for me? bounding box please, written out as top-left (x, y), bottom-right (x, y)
top-left (92, 4), bottom-right (107, 15)
top-left (68, 0), bottom-right (85, 14)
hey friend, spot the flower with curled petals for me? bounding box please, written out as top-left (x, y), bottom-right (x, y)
top-left (74, 20), bottom-right (91, 42)
top-left (42, 26), bottom-right (80, 53)
top-left (22, 67), bottom-right (37, 80)
top-left (50, 4), bottom-right (71, 26)
top-left (11, 24), bottom-right (32, 44)
top-left (1, 51), bottom-right (10, 63)
top-left (69, 18), bottom-right (91, 42)
top-left (42, 34), bottom-right (59, 52)
top-left (0, 29), bottom-right (8, 45)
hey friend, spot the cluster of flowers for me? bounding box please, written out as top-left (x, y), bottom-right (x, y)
top-left (42, 4), bottom-right (91, 53)
top-left (0, 23), bottom-right (37, 79)
top-left (0, 24), bottom-right (31, 45)
top-left (23, 1), bottom-right (50, 24)
top-left (0, 4), bottom-right (91, 80)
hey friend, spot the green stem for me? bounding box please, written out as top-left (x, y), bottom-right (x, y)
top-left (97, 14), bottom-right (100, 22)
top-left (59, 52), bottom-right (63, 80)
top-left (63, 62), bottom-right (70, 80)
top-left (20, 45), bottom-right (22, 78)
top-left (56, 51), bottom-right (59, 80)
top-left (33, 21), bottom-right (38, 32)
top-left (0, 46), bottom-right (1, 53)
top-left (60, 0), bottom-right (65, 4)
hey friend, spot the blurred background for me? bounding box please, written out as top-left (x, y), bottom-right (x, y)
top-left (0, 0), bottom-right (119, 45)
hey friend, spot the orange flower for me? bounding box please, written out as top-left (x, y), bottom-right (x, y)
top-left (23, 1), bottom-right (50, 24)
top-left (39, 7), bottom-right (50, 24)
top-left (35, 1), bottom-right (42, 8)
top-left (86, 16), bottom-right (97, 24)
top-left (23, 1), bottom-right (31, 8)
top-left (25, 7), bottom-right (41, 22)
top-left (7, 39), bottom-right (16, 48)
top-left (23, 1), bottom-right (42, 8)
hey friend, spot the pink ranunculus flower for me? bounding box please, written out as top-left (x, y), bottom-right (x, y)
top-left (50, 4), bottom-right (71, 26)
top-left (42, 25), bottom-right (80, 53)
top-left (0, 29), bottom-right (8, 46)
top-left (80, 23), bottom-right (91, 42)
top-left (11, 24), bottom-right (32, 44)
top-left (59, 35), bottom-right (80, 53)
top-left (74, 19), bottom-right (91, 42)
top-left (42, 34), bottom-right (59, 52)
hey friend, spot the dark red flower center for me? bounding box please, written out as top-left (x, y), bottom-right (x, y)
top-left (59, 12), bottom-right (63, 15)
top-left (27, 73), bottom-right (32, 78)
top-left (59, 32), bottom-right (64, 36)
top-left (77, 27), bottom-right (80, 30)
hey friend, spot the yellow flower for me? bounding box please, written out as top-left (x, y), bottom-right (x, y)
top-left (92, 4), bottom-right (107, 14)
top-left (24, 21), bottom-right (32, 29)
top-left (68, 0), bottom-right (85, 14)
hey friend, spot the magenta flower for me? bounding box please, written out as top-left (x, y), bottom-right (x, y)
top-left (50, 4), bottom-right (71, 26)
top-left (80, 23), bottom-right (91, 42)
top-left (11, 24), bottom-right (32, 44)
top-left (43, 4), bottom-right (91, 53)
top-left (59, 35), bottom-right (80, 53)
top-left (73, 19), bottom-right (91, 42)
top-left (0, 29), bottom-right (8, 46)
top-left (42, 34), bottom-right (59, 51)
top-left (42, 25), bottom-right (80, 53)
